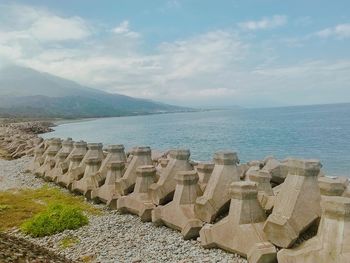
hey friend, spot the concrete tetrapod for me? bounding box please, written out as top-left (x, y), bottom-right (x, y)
top-left (248, 169), bottom-right (275, 212)
top-left (196, 162), bottom-right (214, 191)
top-left (56, 141), bottom-right (87, 188)
top-left (200, 181), bottom-right (277, 263)
top-left (75, 144), bottom-right (127, 200)
top-left (89, 145), bottom-right (126, 186)
top-left (70, 143), bottom-right (104, 196)
top-left (69, 143), bottom-right (104, 183)
top-left (263, 159), bottom-right (322, 248)
top-left (149, 149), bottom-right (193, 205)
top-left (44, 138), bottom-right (73, 182)
top-left (117, 165), bottom-right (157, 222)
top-left (109, 146), bottom-right (152, 208)
top-left (25, 147), bottom-right (45, 174)
top-left (152, 170), bottom-right (203, 239)
top-left (34, 138), bottom-right (62, 178)
top-left (91, 162), bottom-right (125, 205)
top-left (71, 157), bottom-right (103, 197)
top-left (278, 196), bottom-right (350, 263)
top-left (194, 151), bottom-right (240, 223)
top-left (318, 176), bottom-right (348, 197)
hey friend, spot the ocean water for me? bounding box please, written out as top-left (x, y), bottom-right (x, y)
top-left (44, 103), bottom-right (350, 176)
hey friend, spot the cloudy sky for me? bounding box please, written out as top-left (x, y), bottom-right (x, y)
top-left (0, 0), bottom-right (349, 107)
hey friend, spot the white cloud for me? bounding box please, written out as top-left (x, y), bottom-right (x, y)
top-left (0, 4), bottom-right (90, 42)
top-left (29, 16), bottom-right (90, 41)
top-left (112, 20), bottom-right (140, 38)
top-left (316, 23), bottom-right (350, 39)
top-left (0, 4), bottom-right (349, 107)
top-left (238, 15), bottom-right (287, 31)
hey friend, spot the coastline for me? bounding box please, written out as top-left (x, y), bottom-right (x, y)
top-left (0, 119), bottom-right (245, 262)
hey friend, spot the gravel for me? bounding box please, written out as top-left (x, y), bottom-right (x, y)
top-left (0, 157), bottom-right (45, 191)
top-left (2, 157), bottom-right (247, 263)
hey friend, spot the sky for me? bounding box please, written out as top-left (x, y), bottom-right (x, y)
top-left (0, 0), bottom-right (349, 108)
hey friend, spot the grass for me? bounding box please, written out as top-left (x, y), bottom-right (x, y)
top-left (59, 235), bottom-right (80, 249)
top-left (0, 185), bottom-right (101, 232)
top-left (21, 203), bottom-right (88, 237)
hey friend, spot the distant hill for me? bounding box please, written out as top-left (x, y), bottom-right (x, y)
top-left (0, 66), bottom-right (188, 118)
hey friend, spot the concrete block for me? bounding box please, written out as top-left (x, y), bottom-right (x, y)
top-left (263, 159), bottom-right (322, 248)
top-left (196, 162), bottom-right (214, 191)
top-left (110, 147), bottom-right (152, 206)
top-left (150, 149), bottom-right (193, 205)
top-left (89, 145), bottom-right (126, 187)
top-left (44, 138), bottom-right (73, 182)
top-left (319, 176), bottom-right (348, 196)
top-left (248, 169), bottom-right (275, 212)
top-left (194, 151), bottom-right (240, 223)
top-left (91, 162), bottom-right (125, 205)
top-left (56, 141), bottom-right (88, 188)
top-left (117, 165), bottom-right (157, 221)
top-left (278, 196), bottom-right (350, 263)
top-left (262, 158), bottom-right (289, 185)
top-left (34, 138), bottom-right (62, 178)
top-left (25, 147), bottom-right (45, 173)
top-left (152, 170), bottom-right (203, 239)
top-left (200, 181), bottom-right (277, 262)
top-left (71, 157), bottom-right (103, 197)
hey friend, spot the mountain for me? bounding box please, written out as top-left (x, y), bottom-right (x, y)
top-left (0, 66), bottom-right (187, 118)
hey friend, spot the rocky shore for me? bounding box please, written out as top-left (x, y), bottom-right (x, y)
top-left (1, 156), bottom-right (244, 263)
top-left (1, 119), bottom-right (350, 263)
top-left (0, 120), bottom-right (54, 159)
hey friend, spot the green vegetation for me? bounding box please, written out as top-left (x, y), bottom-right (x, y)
top-left (0, 186), bottom-right (100, 232)
top-left (59, 235), bottom-right (80, 249)
top-left (21, 204), bottom-right (88, 237)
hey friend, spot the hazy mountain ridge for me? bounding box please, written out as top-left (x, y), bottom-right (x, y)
top-left (0, 66), bottom-right (187, 118)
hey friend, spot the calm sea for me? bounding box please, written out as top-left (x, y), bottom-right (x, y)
top-left (43, 103), bottom-right (350, 176)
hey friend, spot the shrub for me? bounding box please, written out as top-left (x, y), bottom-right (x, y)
top-left (21, 203), bottom-right (88, 237)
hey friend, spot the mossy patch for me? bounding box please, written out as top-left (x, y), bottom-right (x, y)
top-left (0, 186), bottom-right (101, 231)
top-left (21, 204), bottom-right (88, 237)
top-left (59, 236), bottom-right (80, 249)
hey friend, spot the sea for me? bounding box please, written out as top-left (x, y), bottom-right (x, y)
top-left (43, 103), bottom-right (350, 176)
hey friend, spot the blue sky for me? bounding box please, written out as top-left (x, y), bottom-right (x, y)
top-left (0, 0), bottom-right (349, 107)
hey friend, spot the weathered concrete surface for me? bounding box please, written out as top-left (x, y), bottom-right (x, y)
top-left (88, 145), bottom-right (126, 188)
top-left (263, 159), bottom-right (322, 248)
top-left (150, 149), bottom-right (193, 205)
top-left (109, 146), bottom-right (152, 208)
top-left (319, 176), bottom-right (348, 196)
top-left (118, 165), bottom-right (157, 221)
top-left (72, 145), bottom-right (126, 199)
top-left (91, 161), bottom-right (125, 205)
top-left (196, 162), bottom-right (214, 191)
top-left (56, 141), bottom-right (87, 188)
top-left (278, 196), bottom-right (350, 263)
top-left (25, 147), bottom-right (45, 174)
top-left (71, 157), bottom-right (103, 197)
top-left (248, 169), bottom-right (275, 212)
top-left (195, 151), bottom-right (240, 223)
top-left (200, 181), bottom-right (277, 262)
top-left (262, 158), bottom-right (289, 185)
top-left (70, 143), bottom-right (105, 196)
top-left (34, 138), bottom-right (62, 178)
top-left (152, 170), bottom-right (203, 239)
top-left (44, 138), bottom-right (73, 182)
